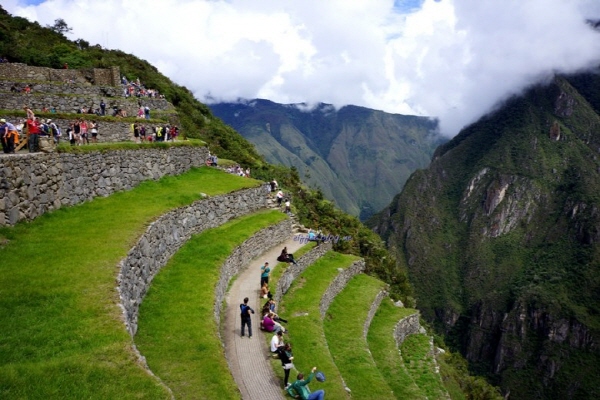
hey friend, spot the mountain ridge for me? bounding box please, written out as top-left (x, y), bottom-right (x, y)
top-left (210, 98), bottom-right (444, 220)
top-left (370, 72), bottom-right (600, 399)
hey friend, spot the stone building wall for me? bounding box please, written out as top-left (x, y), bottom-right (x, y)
top-left (274, 242), bottom-right (333, 303)
top-left (117, 186), bottom-right (271, 335)
top-left (0, 63), bottom-right (120, 86)
top-left (0, 146), bottom-right (210, 226)
top-left (214, 219), bottom-right (293, 328)
top-left (319, 259), bottom-right (366, 318)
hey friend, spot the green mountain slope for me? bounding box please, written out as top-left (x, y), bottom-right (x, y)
top-left (370, 73), bottom-right (600, 399)
top-left (210, 99), bottom-right (444, 220)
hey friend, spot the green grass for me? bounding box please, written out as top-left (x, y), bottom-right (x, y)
top-left (0, 167), bottom-right (260, 399)
top-left (278, 252), bottom-right (359, 399)
top-left (401, 334), bottom-right (449, 400)
top-left (135, 210), bottom-right (287, 400)
top-left (367, 299), bottom-right (426, 399)
top-left (55, 138), bottom-right (206, 153)
top-left (323, 274), bottom-right (395, 399)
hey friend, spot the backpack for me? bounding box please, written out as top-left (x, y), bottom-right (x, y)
top-left (240, 304), bottom-right (250, 318)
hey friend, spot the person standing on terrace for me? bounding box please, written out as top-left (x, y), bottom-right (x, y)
top-left (1, 118), bottom-right (18, 154)
top-left (25, 117), bottom-right (40, 152)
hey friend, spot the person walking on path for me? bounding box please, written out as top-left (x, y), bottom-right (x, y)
top-left (287, 367), bottom-right (325, 400)
top-left (260, 262), bottom-right (271, 287)
top-left (240, 297), bottom-right (255, 338)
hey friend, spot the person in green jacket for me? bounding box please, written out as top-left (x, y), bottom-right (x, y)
top-left (287, 367), bottom-right (324, 400)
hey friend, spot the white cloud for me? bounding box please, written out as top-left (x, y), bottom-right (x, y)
top-left (4, 0), bottom-right (600, 135)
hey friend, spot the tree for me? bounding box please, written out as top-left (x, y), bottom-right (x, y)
top-left (47, 18), bottom-right (72, 35)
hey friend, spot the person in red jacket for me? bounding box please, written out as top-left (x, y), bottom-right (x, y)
top-left (26, 117), bottom-right (40, 152)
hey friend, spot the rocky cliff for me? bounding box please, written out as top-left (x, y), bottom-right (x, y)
top-left (370, 72), bottom-right (600, 399)
top-left (209, 99), bottom-right (444, 220)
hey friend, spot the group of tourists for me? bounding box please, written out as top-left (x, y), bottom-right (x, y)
top-left (239, 246), bottom-right (325, 398)
top-left (132, 122), bottom-right (178, 143)
top-left (121, 76), bottom-right (163, 99)
top-left (225, 164), bottom-right (251, 178)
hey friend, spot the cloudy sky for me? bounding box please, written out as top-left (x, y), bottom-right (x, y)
top-left (4, 0), bottom-right (600, 135)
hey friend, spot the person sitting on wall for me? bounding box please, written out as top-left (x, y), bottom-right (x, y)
top-left (277, 247), bottom-right (297, 265)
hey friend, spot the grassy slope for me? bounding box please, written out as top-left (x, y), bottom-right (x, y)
top-left (0, 167), bottom-right (259, 399)
top-left (401, 334), bottom-right (449, 400)
top-left (135, 210), bottom-right (286, 400)
top-left (367, 299), bottom-right (425, 399)
top-left (323, 274), bottom-right (395, 399)
top-left (279, 252), bottom-right (360, 399)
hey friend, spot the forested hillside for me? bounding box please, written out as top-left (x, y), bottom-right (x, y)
top-left (210, 99), bottom-right (443, 220)
top-left (371, 72), bottom-right (600, 399)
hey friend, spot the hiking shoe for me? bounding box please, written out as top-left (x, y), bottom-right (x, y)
top-left (285, 383), bottom-right (291, 389)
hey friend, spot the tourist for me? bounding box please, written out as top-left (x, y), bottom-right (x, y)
top-left (66, 123), bottom-right (76, 146)
top-left (285, 199), bottom-right (291, 215)
top-left (25, 116), bottom-right (40, 152)
top-left (1, 118), bottom-right (18, 154)
top-left (100, 100), bottom-right (106, 116)
top-left (262, 312), bottom-right (285, 334)
top-left (270, 330), bottom-right (284, 355)
top-left (90, 121), bottom-right (98, 143)
top-left (288, 367), bottom-right (324, 400)
top-left (260, 262), bottom-right (270, 287)
top-left (80, 119), bottom-right (89, 144)
top-left (260, 282), bottom-right (271, 299)
top-left (276, 190), bottom-right (284, 206)
top-left (277, 247), bottom-right (297, 265)
top-left (48, 120), bottom-right (60, 144)
top-left (240, 297), bottom-right (255, 338)
top-left (279, 344), bottom-right (295, 389)
top-left (73, 120), bottom-right (81, 145)
top-left (24, 105), bottom-right (35, 120)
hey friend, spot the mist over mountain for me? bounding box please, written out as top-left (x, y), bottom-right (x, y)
top-left (370, 70), bottom-right (600, 399)
top-left (210, 99), bottom-right (444, 220)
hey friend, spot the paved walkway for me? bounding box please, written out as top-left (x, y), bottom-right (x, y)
top-left (224, 234), bottom-right (304, 400)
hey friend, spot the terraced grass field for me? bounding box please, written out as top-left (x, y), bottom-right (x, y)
top-left (135, 210), bottom-right (286, 400)
top-left (0, 167), bottom-right (259, 399)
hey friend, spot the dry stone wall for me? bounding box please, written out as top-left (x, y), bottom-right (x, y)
top-left (0, 92), bottom-right (173, 115)
top-left (319, 259), bottom-right (366, 318)
top-left (0, 63), bottom-right (120, 86)
top-left (0, 146), bottom-right (209, 226)
top-left (0, 81), bottom-right (120, 96)
top-left (274, 242), bottom-right (333, 303)
top-left (363, 290), bottom-right (388, 339)
top-left (393, 312), bottom-right (424, 346)
top-left (214, 219), bottom-right (292, 327)
top-left (117, 186), bottom-right (271, 335)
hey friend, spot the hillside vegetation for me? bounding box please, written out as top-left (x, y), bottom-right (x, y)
top-left (0, 7), bottom-right (503, 398)
top-left (371, 72), bottom-right (600, 399)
